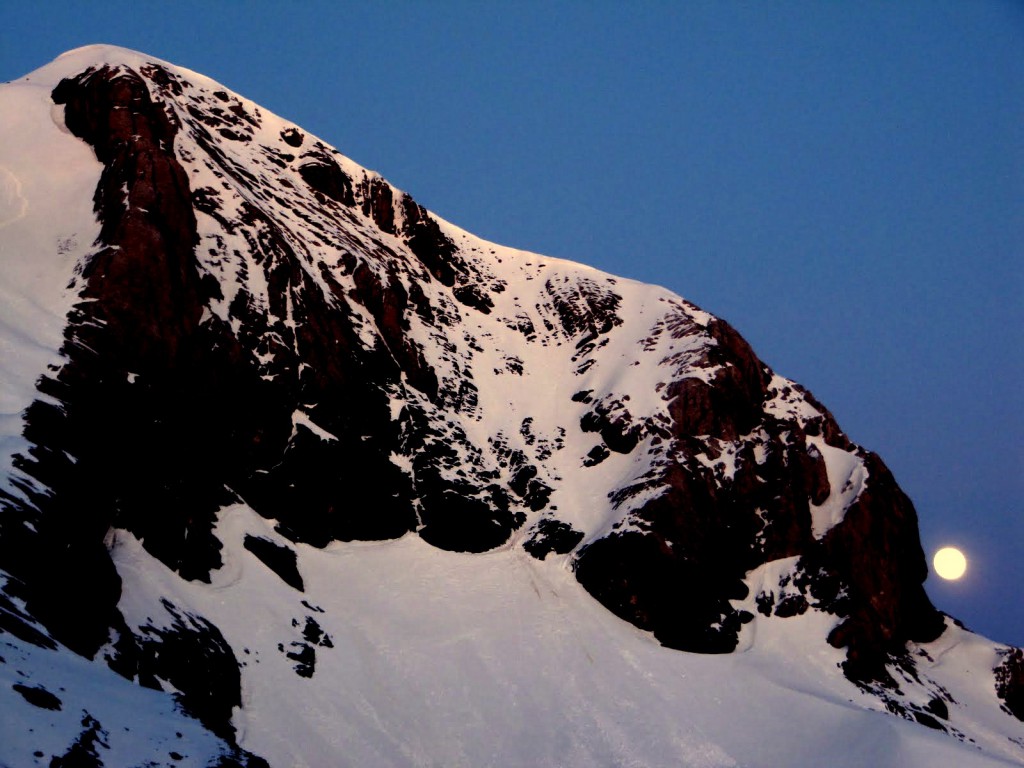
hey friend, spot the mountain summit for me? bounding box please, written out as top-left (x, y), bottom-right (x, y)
top-left (1, 46), bottom-right (1021, 767)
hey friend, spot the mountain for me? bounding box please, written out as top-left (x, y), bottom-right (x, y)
top-left (0, 45), bottom-right (1021, 767)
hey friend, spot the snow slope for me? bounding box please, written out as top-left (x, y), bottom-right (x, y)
top-left (4, 512), bottom-right (1019, 768)
top-left (0, 56), bottom-right (102, 502)
top-left (143, 510), bottom-right (1021, 767)
top-left (2, 512), bottom-right (1019, 767)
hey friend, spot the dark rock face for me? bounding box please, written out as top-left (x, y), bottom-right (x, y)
top-left (1, 63), bottom-right (211, 658)
top-left (50, 712), bottom-right (109, 768)
top-left (545, 276), bottom-right (622, 341)
top-left (12, 683), bottom-right (63, 711)
top-left (663, 318), bottom-right (768, 441)
top-left (576, 531), bottom-right (754, 653)
top-left (280, 614), bottom-right (333, 678)
top-left (243, 535), bottom-right (304, 591)
top-left (574, 305), bottom-right (943, 667)
top-left (524, 518), bottom-right (585, 559)
top-left (125, 599), bottom-right (243, 740)
top-left (298, 152), bottom-right (355, 206)
top-left (816, 454), bottom-right (946, 682)
top-left (996, 648), bottom-right (1024, 722)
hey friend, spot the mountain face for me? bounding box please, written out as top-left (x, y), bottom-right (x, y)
top-left (0, 46), bottom-right (1021, 767)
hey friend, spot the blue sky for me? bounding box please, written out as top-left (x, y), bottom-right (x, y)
top-left (2, 1), bottom-right (1021, 646)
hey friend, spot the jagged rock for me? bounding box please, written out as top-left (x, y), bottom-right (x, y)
top-left (121, 599), bottom-right (243, 740)
top-left (50, 713), bottom-right (109, 768)
top-left (12, 683), bottom-right (62, 711)
top-left (996, 647), bottom-right (1024, 722)
top-left (243, 535), bottom-right (304, 591)
top-left (816, 453), bottom-right (946, 684)
top-left (524, 518), bottom-right (584, 559)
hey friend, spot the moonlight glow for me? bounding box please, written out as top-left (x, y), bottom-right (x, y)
top-left (933, 547), bottom-right (967, 581)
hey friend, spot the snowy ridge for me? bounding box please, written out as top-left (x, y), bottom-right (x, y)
top-left (0, 45), bottom-right (1021, 766)
top-left (0, 56), bottom-right (103, 504)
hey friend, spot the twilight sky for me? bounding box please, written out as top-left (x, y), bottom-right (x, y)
top-left (2, 1), bottom-right (1021, 646)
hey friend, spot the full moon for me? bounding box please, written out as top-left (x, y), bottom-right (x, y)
top-left (933, 546), bottom-right (968, 581)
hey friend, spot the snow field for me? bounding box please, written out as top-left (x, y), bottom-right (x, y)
top-left (0, 74), bottom-right (103, 503)
top-left (110, 505), bottom-right (1021, 767)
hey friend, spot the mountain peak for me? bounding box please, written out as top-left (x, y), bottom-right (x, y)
top-left (0, 48), bottom-right (1021, 766)
top-left (15, 45), bottom-right (204, 87)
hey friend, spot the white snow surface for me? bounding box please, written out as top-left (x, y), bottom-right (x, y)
top-left (105, 506), bottom-right (1020, 768)
top-left (1, 45), bottom-right (1022, 766)
top-left (0, 55), bottom-right (102, 501)
top-left (5, 523), bottom-right (1023, 766)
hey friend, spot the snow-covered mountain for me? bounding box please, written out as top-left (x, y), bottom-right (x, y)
top-left (0, 45), bottom-right (1021, 767)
